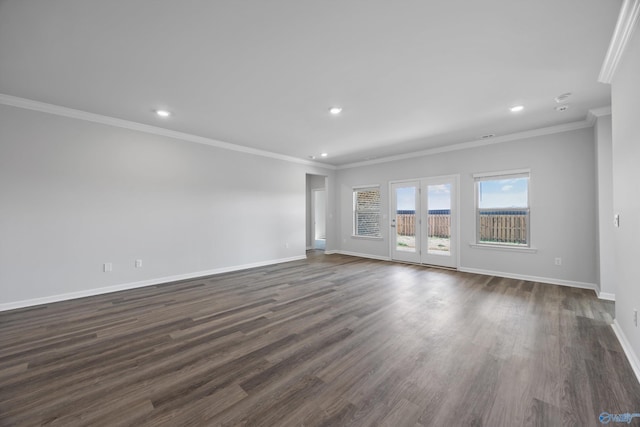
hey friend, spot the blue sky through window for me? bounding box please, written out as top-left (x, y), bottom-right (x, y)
top-left (396, 187), bottom-right (415, 211)
top-left (395, 184), bottom-right (451, 211)
top-left (427, 184), bottom-right (451, 210)
top-left (478, 177), bottom-right (528, 208)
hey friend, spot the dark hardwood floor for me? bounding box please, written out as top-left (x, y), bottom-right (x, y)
top-left (1, 251), bottom-right (639, 426)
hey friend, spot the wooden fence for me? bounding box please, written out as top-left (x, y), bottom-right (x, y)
top-left (396, 213), bottom-right (450, 238)
top-left (396, 211), bottom-right (527, 244)
top-left (396, 214), bottom-right (416, 236)
top-left (478, 211), bottom-right (527, 244)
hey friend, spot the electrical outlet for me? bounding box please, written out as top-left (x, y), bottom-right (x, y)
top-left (103, 262), bottom-right (113, 272)
top-left (554, 257), bottom-right (562, 266)
top-left (135, 259), bottom-right (143, 268)
top-left (614, 214), bottom-right (620, 228)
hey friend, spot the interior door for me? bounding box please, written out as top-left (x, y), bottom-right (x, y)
top-left (390, 181), bottom-right (421, 263)
top-left (390, 176), bottom-right (457, 268)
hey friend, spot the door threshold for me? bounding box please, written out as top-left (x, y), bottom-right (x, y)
top-left (391, 259), bottom-right (457, 271)
top-left (422, 263), bottom-right (457, 271)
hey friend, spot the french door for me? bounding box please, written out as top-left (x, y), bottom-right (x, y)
top-left (390, 176), bottom-right (458, 268)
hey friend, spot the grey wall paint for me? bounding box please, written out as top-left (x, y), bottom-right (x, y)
top-left (611, 26), bottom-right (640, 363)
top-left (595, 114), bottom-right (615, 297)
top-left (336, 127), bottom-right (598, 285)
top-left (305, 174), bottom-right (327, 248)
top-left (0, 105), bottom-right (334, 305)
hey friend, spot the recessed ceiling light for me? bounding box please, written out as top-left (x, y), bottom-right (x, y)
top-left (329, 107), bottom-right (342, 115)
top-left (155, 109), bottom-right (171, 118)
top-left (510, 105), bottom-right (524, 113)
top-left (554, 92), bottom-right (572, 103)
top-left (320, 153), bottom-right (328, 157)
top-left (309, 155), bottom-right (316, 160)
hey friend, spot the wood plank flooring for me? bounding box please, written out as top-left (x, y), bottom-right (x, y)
top-left (1, 251), bottom-right (639, 426)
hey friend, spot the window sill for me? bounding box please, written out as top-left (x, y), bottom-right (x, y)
top-left (351, 235), bottom-right (383, 241)
top-left (468, 243), bottom-right (538, 253)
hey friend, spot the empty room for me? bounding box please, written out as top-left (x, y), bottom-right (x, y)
top-left (1, 1), bottom-right (640, 426)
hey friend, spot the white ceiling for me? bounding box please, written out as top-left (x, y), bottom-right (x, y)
top-left (0, 0), bottom-right (621, 166)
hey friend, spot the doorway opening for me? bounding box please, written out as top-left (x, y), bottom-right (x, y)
top-left (390, 175), bottom-right (459, 268)
top-left (306, 174), bottom-right (327, 251)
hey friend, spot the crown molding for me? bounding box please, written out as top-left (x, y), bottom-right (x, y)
top-left (586, 105), bottom-right (613, 125)
top-left (0, 93), bottom-right (602, 172)
top-left (0, 94), bottom-right (337, 170)
top-left (588, 105), bottom-right (612, 117)
top-left (599, 0), bottom-right (640, 84)
top-left (337, 119), bottom-right (593, 170)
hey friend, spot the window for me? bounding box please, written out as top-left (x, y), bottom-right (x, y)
top-left (353, 187), bottom-right (381, 237)
top-left (475, 170), bottom-right (530, 247)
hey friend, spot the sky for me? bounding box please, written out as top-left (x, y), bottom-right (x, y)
top-left (478, 177), bottom-right (528, 208)
top-left (395, 178), bottom-right (528, 211)
top-left (396, 184), bottom-right (451, 211)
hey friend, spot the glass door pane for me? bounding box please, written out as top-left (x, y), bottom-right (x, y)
top-left (421, 176), bottom-right (457, 268)
top-left (390, 182), bottom-right (421, 263)
top-left (395, 186), bottom-right (417, 252)
top-left (426, 183), bottom-right (451, 255)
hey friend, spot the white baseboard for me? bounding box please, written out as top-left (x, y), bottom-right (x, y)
top-left (0, 255), bottom-right (306, 312)
top-left (598, 291), bottom-right (616, 301)
top-left (611, 320), bottom-right (640, 385)
top-left (592, 284), bottom-right (616, 301)
top-left (326, 253), bottom-right (600, 295)
top-left (457, 266), bottom-right (598, 294)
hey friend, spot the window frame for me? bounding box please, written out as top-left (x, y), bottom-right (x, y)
top-left (473, 169), bottom-right (531, 249)
top-left (352, 185), bottom-right (382, 239)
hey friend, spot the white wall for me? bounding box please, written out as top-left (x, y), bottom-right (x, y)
top-left (336, 127), bottom-right (598, 287)
top-left (594, 114), bottom-right (616, 298)
top-left (0, 104), bottom-right (334, 308)
top-left (611, 24), bottom-right (640, 370)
